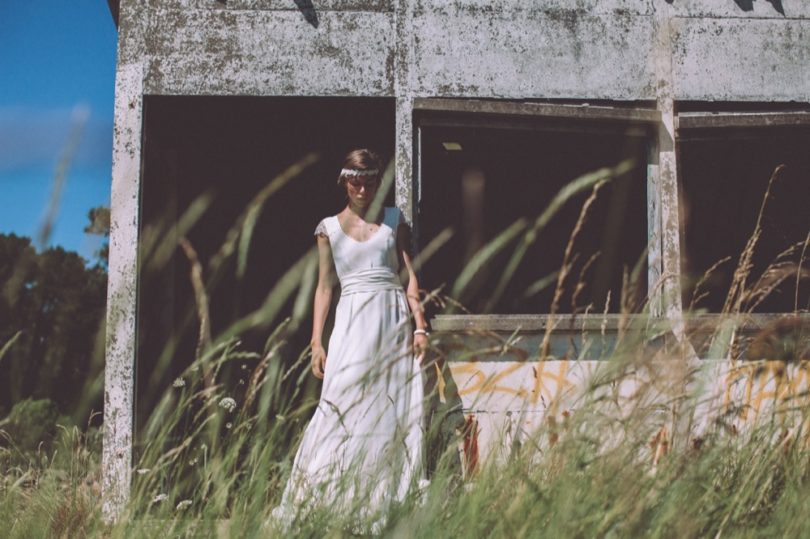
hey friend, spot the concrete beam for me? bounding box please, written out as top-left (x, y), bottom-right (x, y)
top-left (411, 4), bottom-right (656, 99)
top-left (673, 17), bottom-right (810, 101)
top-left (142, 8), bottom-right (394, 96)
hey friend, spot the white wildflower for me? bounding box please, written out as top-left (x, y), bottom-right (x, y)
top-left (225, 422), bottom-right (233, 429)
top-left (188, 458), bottom-right (199, 466)
top-left (136, 468), bottom-right (151, 475)
top-left (172, 378), bottom-right (186, 388)
top-left (152, 493), bottom-right (168, 504)
top-left (218, 397), bottom-right (237, 413)
top-left (175, 499), bottom-right (193, 511)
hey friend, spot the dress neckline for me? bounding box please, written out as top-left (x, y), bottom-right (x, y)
top-left (333, 213), bottom-right (386, 244)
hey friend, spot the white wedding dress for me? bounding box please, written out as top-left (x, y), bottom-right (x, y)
top-left (273, 207), bottom-right (424, 530)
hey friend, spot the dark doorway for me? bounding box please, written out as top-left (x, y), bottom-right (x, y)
top-left (136, 96), bottom-right (395, 432)
top-left (416, 114), bottom-right (649, 315)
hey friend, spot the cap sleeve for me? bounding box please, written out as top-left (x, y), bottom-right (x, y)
top-left (314, 218), bottom-right (329, 237)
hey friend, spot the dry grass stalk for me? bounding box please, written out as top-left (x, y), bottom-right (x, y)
top-left (178, 238), bottom-right (213, 389)
top-left (540, 180), bottom-right (606, 359)
top-left (722, 164), bottom-right (785, 315)
top-left (689, 256), bottom-right (732, 311)
top-left (571, 252), bottom-right (601, 315)
top-left (745, 263), bottom-right (808, 313)
top-left (796, 230), bottom-right (810, 312)
top-left (243, 341), bottom-right (283, 412)
top-left (37, 106), bottom-right (89, 250)
top-left (739, 241), bottom-right (803, 311)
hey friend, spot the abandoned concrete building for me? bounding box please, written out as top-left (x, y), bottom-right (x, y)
top-left (102, 0), bottom-right (810, 518)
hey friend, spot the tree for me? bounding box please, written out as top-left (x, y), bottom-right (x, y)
top-left (84, 206), bottom-right (110, 268)
top-left (0, 234), bottom-right (107, 421)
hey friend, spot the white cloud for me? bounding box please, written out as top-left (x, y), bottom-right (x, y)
top-left (0, 105), bottom-right (113, 172)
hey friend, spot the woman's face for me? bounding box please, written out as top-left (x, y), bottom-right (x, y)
top-left (345, 175), bottom-right (379, 207)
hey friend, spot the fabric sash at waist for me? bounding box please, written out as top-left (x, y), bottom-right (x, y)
top-left (339, 267), bottom-right (402, 295)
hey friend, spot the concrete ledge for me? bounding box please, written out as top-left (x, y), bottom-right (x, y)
top-left (432, 313), bottom-right (810, 332)
top-left (431, 313), bottom-right (810, 361)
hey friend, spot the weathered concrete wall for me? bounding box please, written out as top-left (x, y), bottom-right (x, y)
top-left (116, 0), bottom-right (810, 101)
top-left (672, 17), bottom-right (810, 100)
top-left (142, 8), bottom-right (394, 96)
top-left (410, 2), bottom-right (656, 99)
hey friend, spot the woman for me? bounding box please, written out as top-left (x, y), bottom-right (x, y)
top-left (273, 149), bottom-right (428, 529)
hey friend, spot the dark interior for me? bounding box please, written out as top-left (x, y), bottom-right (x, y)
top-left (679, 125), bottom-right (810, 313)
top-left (137, 96), bottom-right (395, 429)
top-left (416, 113), bottom-right (650, 315)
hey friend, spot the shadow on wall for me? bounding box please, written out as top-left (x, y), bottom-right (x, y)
top-left (215, 0), bottom-right (320, 26)
top-left (734, 0), bottom-right (785, 14)
top-left (294, 0), bottom-right (319, 28)
top-left (664, 0), bottom-right (784, 15)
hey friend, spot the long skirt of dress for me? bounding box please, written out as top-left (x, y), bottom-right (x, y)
top-left (273, 286), bottom-right (424, 530)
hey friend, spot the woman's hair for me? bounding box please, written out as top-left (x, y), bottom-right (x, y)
top-left (337, 148), bottom-right (383, 186)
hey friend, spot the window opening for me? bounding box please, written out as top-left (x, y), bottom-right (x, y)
top-left (415, 105), bottom-right (651, 316)
top-left (678, 110), bottom-right (810, 313)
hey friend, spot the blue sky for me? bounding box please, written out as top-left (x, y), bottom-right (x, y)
top-left (0, 2), bottom-right (117, 262)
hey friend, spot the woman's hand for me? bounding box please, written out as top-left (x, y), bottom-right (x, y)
top-left (413, 333), bottom-right (429, 362)
top-left (311, 344), bottom-right (327, 379)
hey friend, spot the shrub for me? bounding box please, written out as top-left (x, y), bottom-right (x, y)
top-left (1, 398), bottom-right (60, 454)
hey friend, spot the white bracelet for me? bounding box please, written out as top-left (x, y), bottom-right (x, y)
top-left (413, 329), bottom-right (430, 337)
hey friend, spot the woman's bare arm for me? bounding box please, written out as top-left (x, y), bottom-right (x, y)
top-left (396, 224), bottom-right (429, 358)
top-left (311, 234), bottom-right (335, 378)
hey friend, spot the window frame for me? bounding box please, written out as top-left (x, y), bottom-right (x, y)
top-left (412, 98), bottom-right (663, 326)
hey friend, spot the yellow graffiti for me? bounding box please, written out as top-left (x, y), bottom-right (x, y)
top-left (722, 360), bottom-right (810, 422)
top-left (533, 360), bottom-right (574, 410)
top-left (450, 362), bottom-right (531, 399)
top-left (448, 360), bottom-right (575, 407)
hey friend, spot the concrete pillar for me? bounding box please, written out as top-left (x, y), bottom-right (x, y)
top-left (652, 4), bottom-right (684, 323)
top-left (101, 60), bottom-right (144, 523)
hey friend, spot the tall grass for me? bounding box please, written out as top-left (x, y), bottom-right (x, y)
top-left (1, 157), bottom-right (809, 538)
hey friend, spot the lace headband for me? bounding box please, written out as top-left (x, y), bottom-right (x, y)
top-left (340, 168), bottom-right (380, 177)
